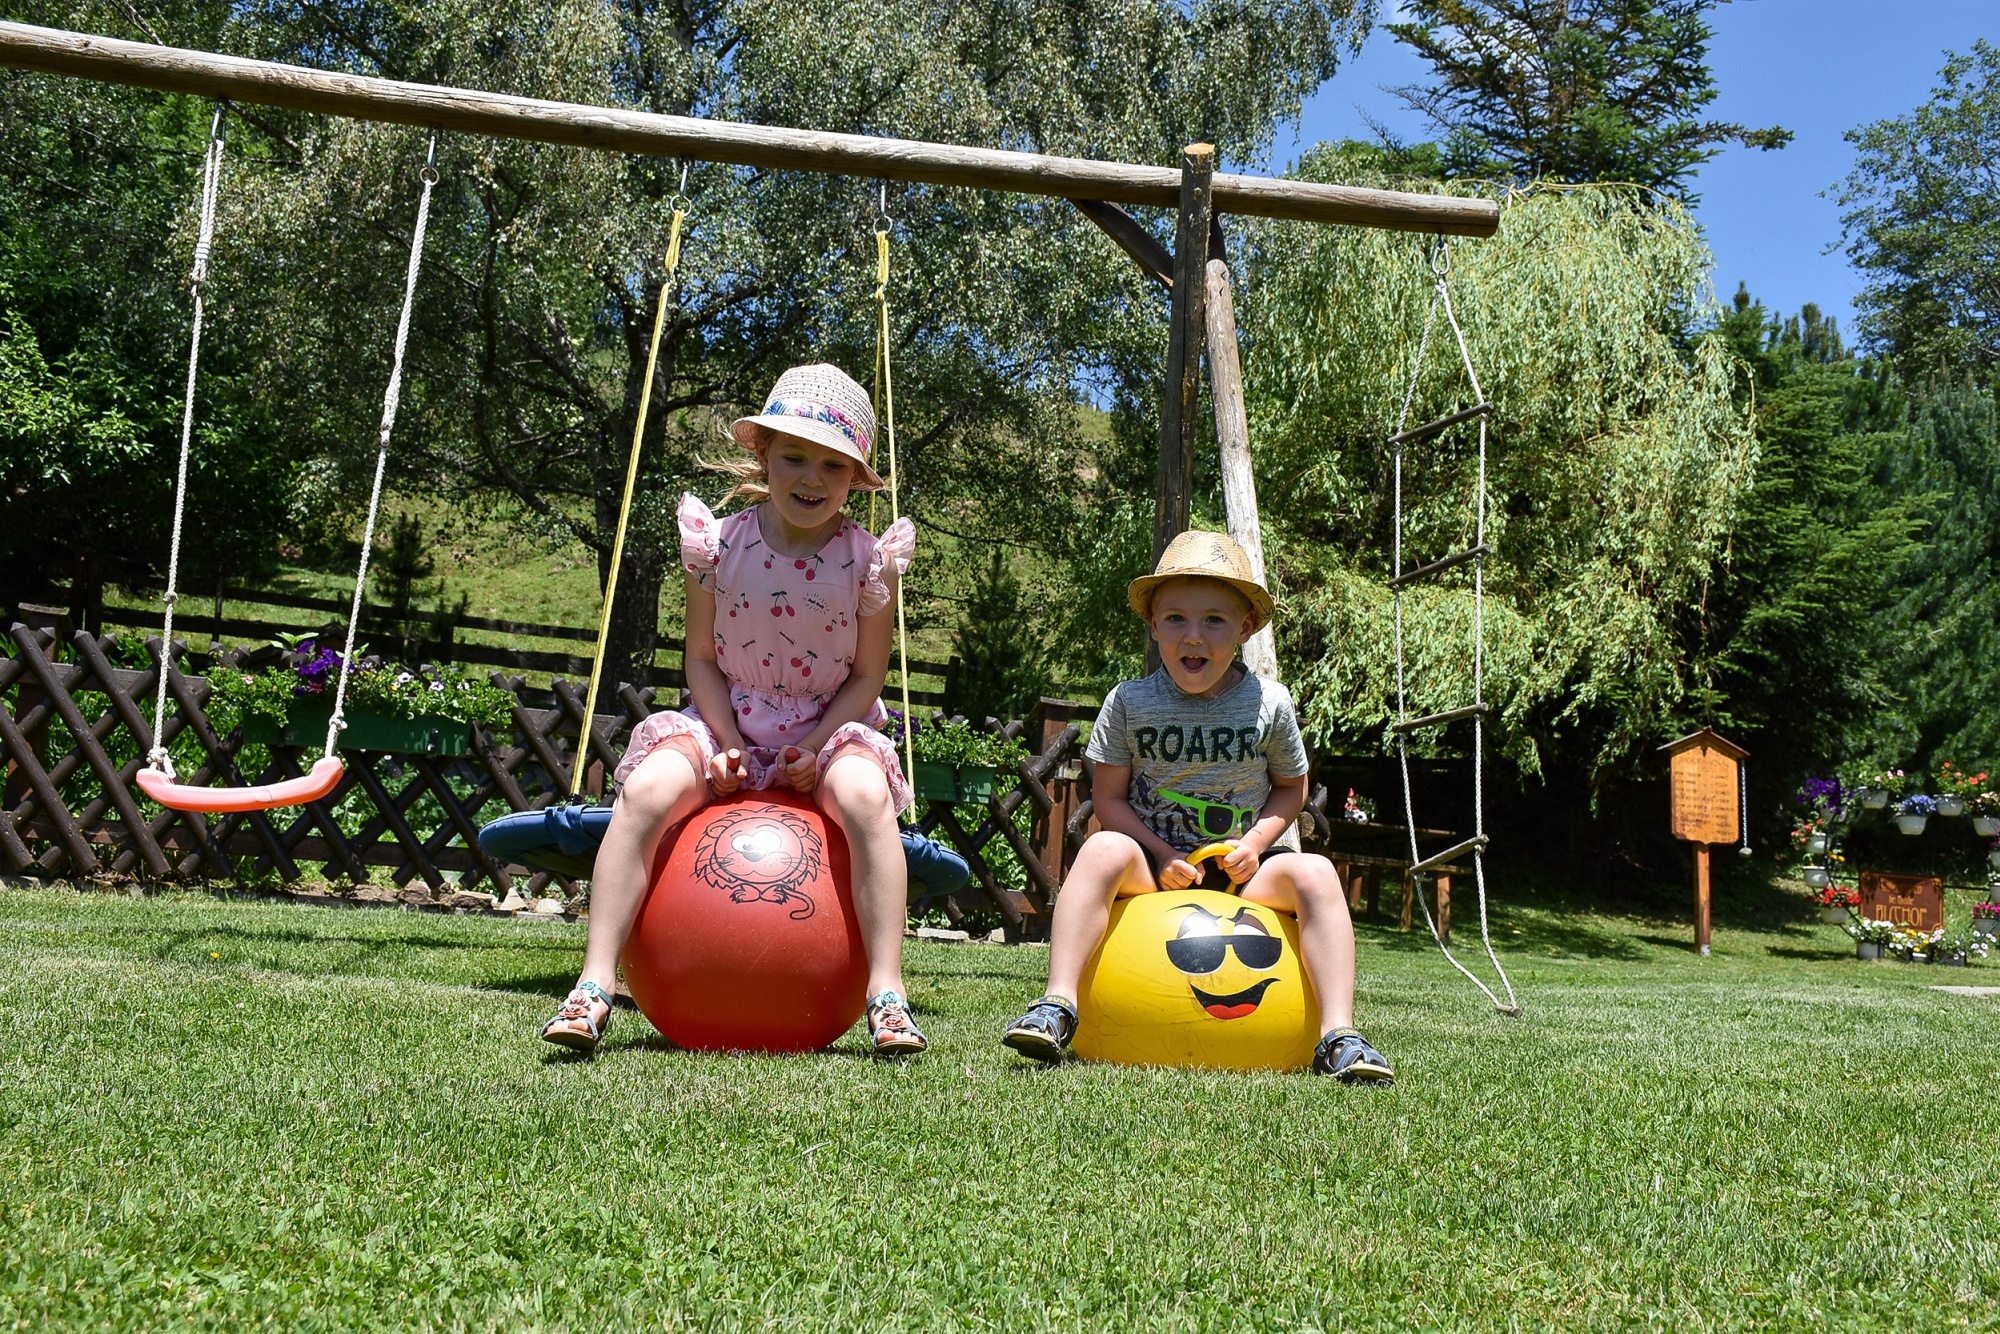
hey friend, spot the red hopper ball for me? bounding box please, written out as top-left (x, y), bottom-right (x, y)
top-left (620, 789), bottom-right (865, 1053)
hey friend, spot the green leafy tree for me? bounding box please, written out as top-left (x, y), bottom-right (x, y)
top-left (945, 548), bottom-right (1051, 725)
top-left (1871, 385), bottom-right (2000, 771)
top-left (1240, 156), bottom-right (1756, 785)
top-left (0, 33), bottom-right (298, 627)
top-left (1679, 287), bottom-right (1924, 819)
top-left (1838, 40), bottom-right (2000, 384)
top-left (1386, 0), bottom-right (1789, 197)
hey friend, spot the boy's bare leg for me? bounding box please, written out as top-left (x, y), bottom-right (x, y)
top-left (576, 740), bottom-right (707, 997)
top-left (1238, 853), bottom-right (1356, 1036)
top-left (1045, 831), bottom-right (1159, 1003)
top-left (817, 749), bottom-right (907, 998)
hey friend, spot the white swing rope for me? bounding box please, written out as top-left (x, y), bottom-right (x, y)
top-left (146, 107), bottom-right (228, 780)
top-left (324, 137), bottom-right (440, 759)
top-left (1391, 237), bottom-right (1521, 1017)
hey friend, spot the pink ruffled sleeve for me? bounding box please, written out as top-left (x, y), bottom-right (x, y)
top-left (858, 517), bottom-right (916, 617)
top-left (678, 493), bottom-right (721, 591)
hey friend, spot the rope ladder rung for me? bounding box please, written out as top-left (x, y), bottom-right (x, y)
top-left (1388, 542), bottom-right (1491, 590)
top-left (1387, 399), bottom-right (1492, 448)
top-left (1391, 702), bottom-right (1490, 734)
top-left (1409, 835), bottom-right (1487, 877)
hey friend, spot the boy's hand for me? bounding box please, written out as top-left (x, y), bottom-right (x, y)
top-left (781, 745), bottom-right (819, 795)
top-left (708, 749), bottom-right (745, 796)
top-left (1157, 857), bottom-right (1202, 892)
top-left (1219, 843), bottom-right (1261, 885)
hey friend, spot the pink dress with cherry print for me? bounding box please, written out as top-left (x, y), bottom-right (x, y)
top-left (614, 494), bottom-right (917, 813)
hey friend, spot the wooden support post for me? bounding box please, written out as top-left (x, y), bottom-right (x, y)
top-left (1436, 872), bottom-right (1452, 943)
top-left (1694, 842), bottom-right (1711, 956)
top-left (1203, 218), bottom-right (1277, 680)
top-left (1156, 144), bottom-right (1214, 561)
top-left (1149, 144), bottom-right (1213, 673)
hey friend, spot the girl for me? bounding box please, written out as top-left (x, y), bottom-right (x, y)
top-left (541, 363), bottom-right (924, 1056)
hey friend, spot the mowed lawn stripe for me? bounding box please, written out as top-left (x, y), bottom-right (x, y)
top-left (2, 888), bottom-right (1996, 1330)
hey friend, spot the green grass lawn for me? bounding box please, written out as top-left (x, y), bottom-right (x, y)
top-left (3, 886), bottom-right (1997, 1331)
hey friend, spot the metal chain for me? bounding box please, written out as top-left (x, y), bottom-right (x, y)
top-left (1392, 236), bottom-right (1520, 1016)
top-left (147, 107), bottom-right (227, 779)
top-left (326, 137), bottom-right (438, 758)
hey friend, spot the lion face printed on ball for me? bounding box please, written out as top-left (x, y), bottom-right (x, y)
top-left (690, 802), bottom-right (826, 920)
top-left (1073, 888), bottom-right (1320, 1071)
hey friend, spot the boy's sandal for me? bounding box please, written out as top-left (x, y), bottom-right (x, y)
top-left (1312, 1026), bottom-right (1395, 1085)
top-left (867, 989), bottom-right (928, 1056)
top-left (542, 979), bottom-right (614, 1053)
top-left (1001, 995), bottom-right (1077, 1063)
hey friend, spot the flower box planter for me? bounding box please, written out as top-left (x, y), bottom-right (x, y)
top-left (1896, 814), bottom-right (1930, 835)
top-left (1974, 816), bottom-right (2000, 837)
top-left (1937, 795), bottom-right (1966, 817)
top-left (243, 700), bottom-right (473, 757)
top-left (1856, 942), bottom-right (1884, 961)
top-left (905, 760), bottom-right (999, 804)
top-left (1931, 950), bottom-right (1969, 967)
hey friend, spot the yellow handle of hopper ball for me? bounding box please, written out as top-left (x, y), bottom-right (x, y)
top-left (1188, 842), bottom-right (1237, 867)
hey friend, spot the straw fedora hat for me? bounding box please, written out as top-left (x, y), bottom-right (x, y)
top-left (731, 363), bottom-right (885, 490)
top-left (1127, 529), bottom-right (1274, 630)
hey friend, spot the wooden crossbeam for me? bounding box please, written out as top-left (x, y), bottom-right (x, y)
top-left (1388, 543), bottom-right (1491, 591)
top-left (0, 22), bottom-right (1499, 236)
top-left (1391, 702), bottom-right (1491, 734)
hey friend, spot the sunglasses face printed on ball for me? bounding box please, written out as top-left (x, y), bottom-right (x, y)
top-left (1165, 903), bottom-right (1285, 1019)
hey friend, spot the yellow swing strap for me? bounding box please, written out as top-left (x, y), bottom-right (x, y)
top-left (873, 216), bottom-right (917, 794)
top-left (572, 192), bottom-right (689, 797)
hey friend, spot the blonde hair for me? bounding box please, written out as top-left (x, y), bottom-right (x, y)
top-left (699, 424), bottom-right (771, 504)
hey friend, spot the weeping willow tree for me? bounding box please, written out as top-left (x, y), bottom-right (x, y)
top-left (1241, 153), bottom-right (1754, 781)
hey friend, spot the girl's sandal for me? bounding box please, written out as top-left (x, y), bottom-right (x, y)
top-left (867, 989), bottom-right (928, 1057)
top-left (542, 979), bottom-right (613, 1053)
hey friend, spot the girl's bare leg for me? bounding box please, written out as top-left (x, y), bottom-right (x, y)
top-left (1045, 831), bottom-right (1157, 1003)
top-left (817, 749), bottom-right (908, 997)
top-left (1239, 854), bottom-right (1356, 1036)
top-left (576, 741), bottom-right (707, 996)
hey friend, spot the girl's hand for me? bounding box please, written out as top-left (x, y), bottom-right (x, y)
top-left (1157, 857), bottom-right (1201, 892)
top-left (708, 749), bottom-right (745, 796)
top-left (781, 745), bottom-right (819, 795)
top-left (1219, 843), bottom-right (1261, 885)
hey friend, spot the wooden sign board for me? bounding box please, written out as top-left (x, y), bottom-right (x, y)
top-left (1857, 871), bottom-right (1944, 932)
top-left (1662, 730), bottom-right (1744, 846)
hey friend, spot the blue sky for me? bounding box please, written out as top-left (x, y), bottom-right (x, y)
top-left (1268, 0), bottom-right (1995, 343)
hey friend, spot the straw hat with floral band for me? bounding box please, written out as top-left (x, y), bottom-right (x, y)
top-left (731, 363), bottom-right (886, 491)
top-left (1127, 528), bottom-right (1275, 631)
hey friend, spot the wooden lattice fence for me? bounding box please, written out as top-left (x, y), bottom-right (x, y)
top-left (1, 620), bottom-right (1093, 936)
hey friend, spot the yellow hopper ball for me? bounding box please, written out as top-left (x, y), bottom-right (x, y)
top-left (1074, 888), bottom-right (1320, 1072)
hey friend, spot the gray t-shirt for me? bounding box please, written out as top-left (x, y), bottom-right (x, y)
top-left (1086, 668), bottom-right (1310, 854)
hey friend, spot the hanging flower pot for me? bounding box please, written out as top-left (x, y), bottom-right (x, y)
top-left (1937, 795), bottom-right (1966, 817)
top-left (1988, 850), bottom-right (2000, 871)
top-left (1896, 814), bottom-right (1929, 835)
top-left (1805, 833), bottom-right (1829, 855)
top-left (1860, 788), bottom-right (1890, 809)
top-left (1819, 905), bottom-right (1850, 924)
top-left (1974, 815), bottom-right (2000, 836)
top-left (1803, 866), bottom-right (1831, 888)
top-left (1856, 941), bottom-right (1884, 961)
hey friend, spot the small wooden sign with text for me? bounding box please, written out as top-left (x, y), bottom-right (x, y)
top-left (1666, 734), bottom-right (1743, 845)
top-left (1659, 728), bottom-right (1748, 956)
top-left (1857, 871), bottom-right (1944, 932)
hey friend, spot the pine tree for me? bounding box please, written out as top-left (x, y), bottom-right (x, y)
top-left (1386, 0), bottom-right (1790, 198)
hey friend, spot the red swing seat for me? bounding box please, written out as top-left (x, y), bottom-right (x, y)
top-left (136, 755), bottom-right (344, 813)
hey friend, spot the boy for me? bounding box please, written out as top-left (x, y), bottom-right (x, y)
top-left (1002, 530), bottom-right (1394, 1083)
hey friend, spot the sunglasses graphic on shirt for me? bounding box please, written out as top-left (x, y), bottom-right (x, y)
top-left (1159, 787), bottom-right (1257, 840)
